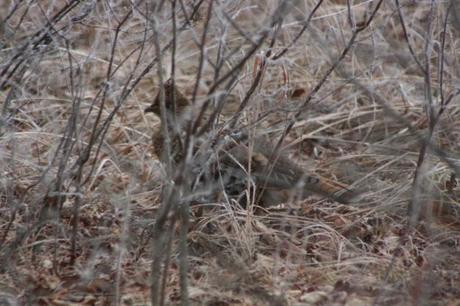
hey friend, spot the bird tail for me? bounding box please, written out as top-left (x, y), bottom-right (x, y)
top-left (305, 176), bottom-right (356, 204)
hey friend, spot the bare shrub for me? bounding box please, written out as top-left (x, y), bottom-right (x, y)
top-left (0, 0), bottom-right (459, 305)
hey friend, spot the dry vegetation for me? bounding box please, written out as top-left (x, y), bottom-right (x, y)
top-left (1, 0), bottom-right (460, 305)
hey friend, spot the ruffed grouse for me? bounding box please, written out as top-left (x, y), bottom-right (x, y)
top-left (145, 79), bottom-right (355, 206)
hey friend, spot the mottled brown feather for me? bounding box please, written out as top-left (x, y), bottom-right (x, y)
top-left (145, 80), bottom-right (356, 205)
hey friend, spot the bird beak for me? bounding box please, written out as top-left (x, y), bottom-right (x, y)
top-left (144, 104), bottom-right (155, 113)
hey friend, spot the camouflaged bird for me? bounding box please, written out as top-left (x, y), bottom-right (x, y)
top-left (145, 79), bottom-right (355, 206)
top-left (144, 79), bottom-right (192, 165)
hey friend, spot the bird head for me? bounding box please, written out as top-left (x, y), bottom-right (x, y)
top-left (145, 79), bottom-right (190, 117)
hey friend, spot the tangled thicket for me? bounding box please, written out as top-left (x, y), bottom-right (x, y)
top-left (0, 1), bottom-right (459, 305)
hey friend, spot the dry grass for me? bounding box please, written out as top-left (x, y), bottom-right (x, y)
top-left (1, 0), bottom-right (459, 305)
